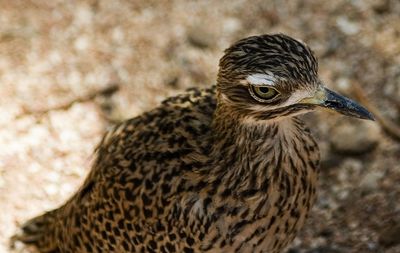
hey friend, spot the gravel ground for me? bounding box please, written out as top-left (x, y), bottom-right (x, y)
top-left (1, 1), bottom-right (399, 252)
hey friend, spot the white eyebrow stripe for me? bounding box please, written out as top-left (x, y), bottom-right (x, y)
top-left (246, 73), bottom-right (277, 86)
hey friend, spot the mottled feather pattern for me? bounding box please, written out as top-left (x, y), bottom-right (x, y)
top-left (14, 34), bottom-right (323, 253)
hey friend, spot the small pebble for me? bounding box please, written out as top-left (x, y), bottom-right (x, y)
top-left (330, 119), bottom-right (380, 155)
top-left (359, 171), bottom-right (384, 191)
top-left (187, 26), bottom-right (215, 49)
top-left (44, 184), bottom-right (58, 196)
top-left (336, 16), bottom-right (360, 35)
top-left (46, 171), bottom-right (61, 183)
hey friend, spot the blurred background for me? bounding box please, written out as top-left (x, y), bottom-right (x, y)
top-left (0, 0), bottom-right (399, 252)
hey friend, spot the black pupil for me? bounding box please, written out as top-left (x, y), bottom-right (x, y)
top-left (259, 87), bottom-right (270, 93)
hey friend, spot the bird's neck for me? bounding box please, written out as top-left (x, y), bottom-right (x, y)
top-left (208, 103), bottom-right (319, 195)
top-left (211, 103), bottom-right (298, 142)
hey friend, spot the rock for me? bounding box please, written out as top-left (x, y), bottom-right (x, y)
top-left (366, 242), bottom-right (379, 251)
top-left (330, 119), bottom-right (380, 155)
top-left (359, 171), bottom-right (384, 191)
top-left (222, 18), bottom-right (242, 34)
top-left (336, 158), bottom-right (363, 182)
top-left (336, 16), bottom-right (360, 35)
top-left (44, 184), bottom-right (59, 196)
top-left (187, 25), bottom-right (215, 49)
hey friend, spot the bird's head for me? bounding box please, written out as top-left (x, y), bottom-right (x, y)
top-left (216, 34), bottom-right (373, 122)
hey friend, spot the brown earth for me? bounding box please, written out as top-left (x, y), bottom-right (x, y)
top-left (0, 1), bottom-right (399, 252)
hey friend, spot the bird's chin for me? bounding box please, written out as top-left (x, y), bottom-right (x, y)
top-left (281, 105), bottom-right (317, 119)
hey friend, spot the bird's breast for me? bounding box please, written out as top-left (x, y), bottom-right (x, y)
top-left (192, 120), bottom-right (320, 252)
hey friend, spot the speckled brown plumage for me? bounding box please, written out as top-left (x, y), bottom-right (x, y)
top-left (13, 34), bottom-right (373, 253)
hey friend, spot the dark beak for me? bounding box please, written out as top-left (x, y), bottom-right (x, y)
top-left (300, 87), bottom-right (374, 120)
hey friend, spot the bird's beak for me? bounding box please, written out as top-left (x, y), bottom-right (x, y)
top-left (299, 86), bottom-right (374, 120)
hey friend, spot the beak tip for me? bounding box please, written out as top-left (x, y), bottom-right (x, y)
top-left (357, 114), bottom-right (375, 121)
top-left (349, 106), bottom-right (375, 121)
top-left (365, 112), bottom-right (375, 121)
top-left (355, 105), bottom-right (375, 121)
top-left (321, 88), bottom-right (375, 122)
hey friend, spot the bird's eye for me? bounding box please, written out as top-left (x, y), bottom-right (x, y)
top-left (250, 85), bottom-right (279, 101)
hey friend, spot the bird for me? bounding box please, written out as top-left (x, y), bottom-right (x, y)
top-left (12, 34), bottom-right (373, 253)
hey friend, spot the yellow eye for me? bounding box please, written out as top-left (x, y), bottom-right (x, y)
top-left (250, 86), bottom-right (279, 101)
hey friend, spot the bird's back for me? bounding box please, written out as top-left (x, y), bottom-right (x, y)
top-left (16, 86), bottom-right (218, 252)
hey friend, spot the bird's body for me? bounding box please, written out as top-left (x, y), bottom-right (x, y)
top-left (14, 34), bottom-right (373, 253)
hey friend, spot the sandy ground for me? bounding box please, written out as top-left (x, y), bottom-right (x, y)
top-left (0, 0), bottom-right (399, 252)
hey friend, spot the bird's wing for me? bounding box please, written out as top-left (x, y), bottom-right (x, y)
top-left (67, 86), bottom-right (217, 226)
